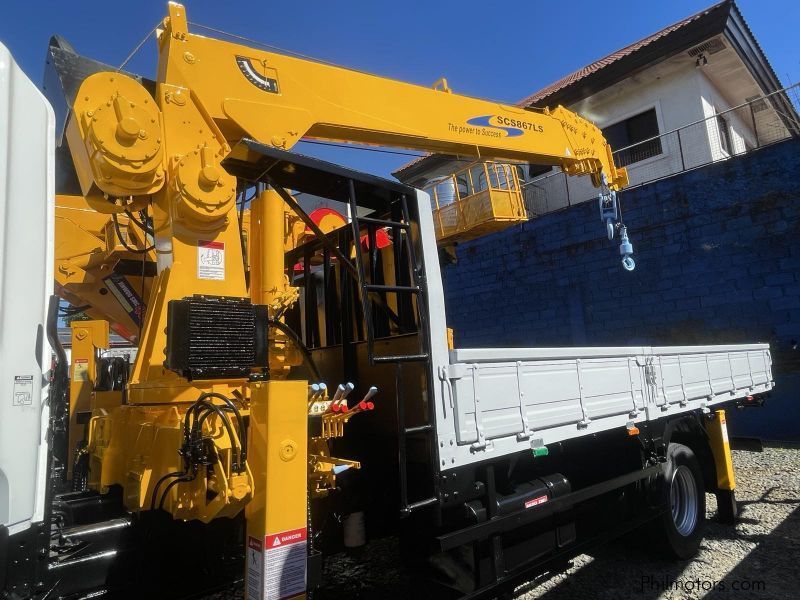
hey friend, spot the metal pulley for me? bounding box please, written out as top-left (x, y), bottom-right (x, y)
top-left (68, 72), bottom-right (165, 199)
top-left (598, 175), bottom-right (635, 271)
top-left (173, 144), bottom-right (236, 224)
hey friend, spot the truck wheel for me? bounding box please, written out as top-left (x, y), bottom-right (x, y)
top-left (655, 443), bottom-right (705, 559)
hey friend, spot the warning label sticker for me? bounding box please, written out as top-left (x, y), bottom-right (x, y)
top-left (524, 494), bottom-right (549, 509)
top-left (73, 358), bottom-right (89, 382)
top-left (13, 375), bottom-right (34, 406)
top-left (246, 536), bottom-right (264, 600)
top-left (263, 527), bottom-right (307, 600)
top-left (198, 240), bottom-right (225, 281)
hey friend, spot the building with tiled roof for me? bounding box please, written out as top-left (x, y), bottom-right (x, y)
top-left (394, 0), bottom-right (797, 215)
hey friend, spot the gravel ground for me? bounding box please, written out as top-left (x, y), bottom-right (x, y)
top-left (514, 447), bottom-right (800, 600)
top-left (206, 448), bottom-right (800, 599)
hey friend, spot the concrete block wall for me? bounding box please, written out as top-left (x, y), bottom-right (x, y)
top-left (442, 139), bottom-right (800, 440)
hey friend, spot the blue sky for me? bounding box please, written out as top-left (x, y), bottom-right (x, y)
top-left (1, 0), bottom-right (797, 178)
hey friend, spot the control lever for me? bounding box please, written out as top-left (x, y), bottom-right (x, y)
top-left (350, 386), bottom-right (378, 414)
top-left (332, 382), bottom-right (354, 413)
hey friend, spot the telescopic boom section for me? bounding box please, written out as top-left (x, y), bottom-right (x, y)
top-left (156, 3), bottom-right (628, 190)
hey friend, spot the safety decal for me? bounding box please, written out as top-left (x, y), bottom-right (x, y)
top-left (103, 272), bottom-right (145, 326)
top-left (264, 527), bottom-right (307, 600)
top-left (236, 56), bottom-right (280, 94)
top-left (73, 358), bottom-right (90, 382)
top-left (720, 416), bottom-right (730, 444)
top-left (524, 494), bottom-right (549, 509)
top-left (13, 375), bottom-right (33, 406)
top-left (246, 536), bottom-right (264, 600)
top-left (198, 240), bottom-right (225, 281)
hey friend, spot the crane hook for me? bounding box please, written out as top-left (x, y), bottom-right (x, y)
top-left (619, 225), bottom-right (635, 271)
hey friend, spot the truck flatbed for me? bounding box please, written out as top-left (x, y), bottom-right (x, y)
top-left (434, 344), bottom-right (772, 469)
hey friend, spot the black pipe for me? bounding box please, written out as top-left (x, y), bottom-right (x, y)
top-left (47, 295), bottom-right (68, 380)
top-left (196, 392), bottom-right (247, 463)
top-left (195, 401), bottom-right (243, 471)
top-left (158, 474), bottom-right (196, 512)
top-left (268, 318), bottom-right (322, 381)
top-left (198, 392), bottom-right (247, 472)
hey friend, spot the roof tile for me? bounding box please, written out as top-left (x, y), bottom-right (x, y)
top-left (518, 0), bottom-right (729, 107)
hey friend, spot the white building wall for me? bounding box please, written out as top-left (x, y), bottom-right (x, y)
top-left (525, 65), bottom-right (711, 213)
top-left (522, 64), bottom-right (769, 214)
top-left (698, 72), bottom-right (757, 160)
top-left (577, 65), bottom-right (709, 180)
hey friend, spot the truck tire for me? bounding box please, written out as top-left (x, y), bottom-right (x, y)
top-left (655, 443), bottom-right (706, 559)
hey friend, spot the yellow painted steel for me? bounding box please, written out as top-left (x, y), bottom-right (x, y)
top-left (86, 398), bottom-right (253, 520)
top-left (66, 72), bottom-right (165, 203)
top-left (53, 0), bottom-right (632, 533)
top-left (68, 320), bottom-right (110, 478)
top-left (154, 3), bottom-right (627, 190)
top-left (55, 194), bottom-right (154, 342)
top-left (245, 380), bottom-right (308, 600)
top-left (249, 189), bottom-right (301, 377)
top-left (425, 162), bottom-right (526, 244)
top-left (124, 78), bottom-right (246, 405)
top-left (704, 409), bottom-right (736, 490)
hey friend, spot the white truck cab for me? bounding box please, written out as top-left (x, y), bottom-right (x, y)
top-left (0, 42), bottom-right (55, 536)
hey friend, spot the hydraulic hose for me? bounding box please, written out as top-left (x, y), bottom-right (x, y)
top-left (111, 212), bottom-right (155, 253)
top-left (268, 318), bottom-right (322, 381)
top-left (196, 392), bottom-right (247, 463)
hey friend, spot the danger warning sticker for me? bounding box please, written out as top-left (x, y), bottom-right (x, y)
top-left (13, 375), bottom-right (33, 406)
top-left (524, 494), bottom-right (549, 509)
top-left (198, 240), bottom-right (225, 281)
top-left (246, 536), bottom-right (264, 600)
top-left (263, 528), bottom-right (306, 600)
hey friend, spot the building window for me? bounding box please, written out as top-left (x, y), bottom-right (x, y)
top-left (602, 108), bottom-right (663, 167)
top-left (716, 110), bottom-right (731, 154)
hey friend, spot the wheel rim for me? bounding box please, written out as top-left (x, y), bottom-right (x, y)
top-left (670, 465), bottom-right (698, 536)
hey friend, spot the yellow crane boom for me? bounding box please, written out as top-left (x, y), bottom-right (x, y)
top-left (155, 3), bottom-right (627, 190)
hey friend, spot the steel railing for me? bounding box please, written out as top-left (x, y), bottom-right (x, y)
top-left (522, 82), bottom-right (800, 216)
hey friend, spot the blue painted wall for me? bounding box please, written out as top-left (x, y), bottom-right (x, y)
top-left (443, 139), bottom-right (800, 440)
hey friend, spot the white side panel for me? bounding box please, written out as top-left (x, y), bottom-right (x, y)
top-left (412, 189), bottom-right (460, 471)
top-left (0, 43), bottom-right (55, 531)
top-left (437, 344), bottom-right (772, 470)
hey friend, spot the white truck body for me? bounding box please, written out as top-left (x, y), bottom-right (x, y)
top-left (411, 191), bottom-right (774, 471)
top-left (0, 43), bottom-right (56, 533)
